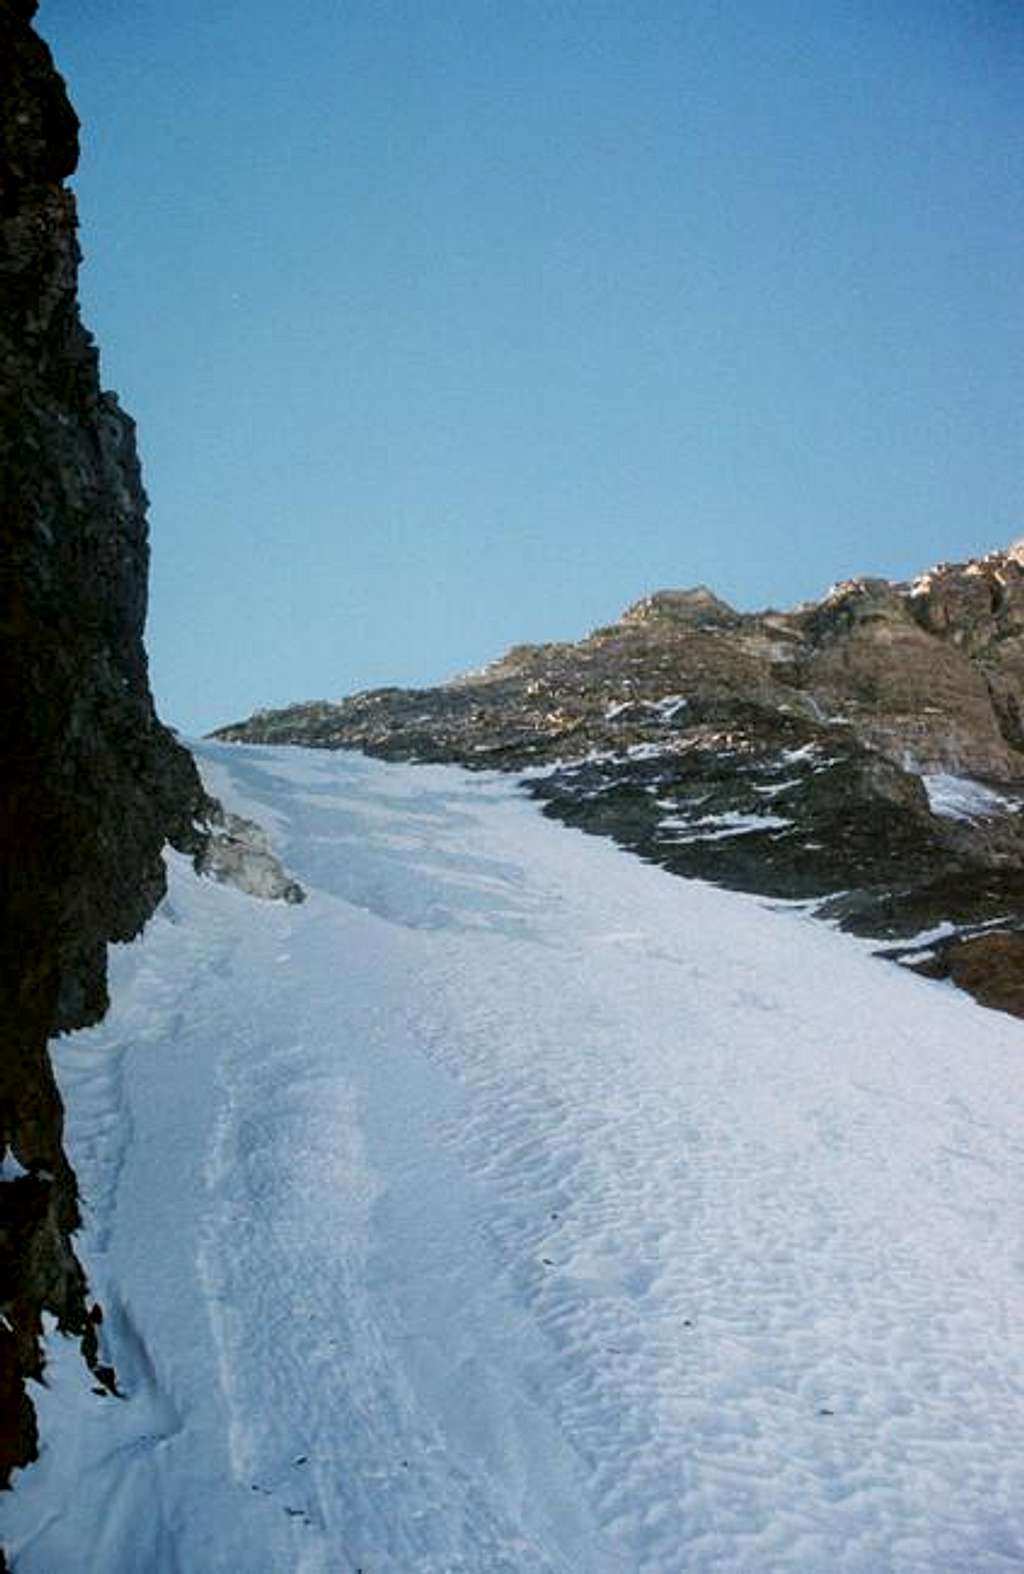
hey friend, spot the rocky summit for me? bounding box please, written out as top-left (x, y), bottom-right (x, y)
top-left (216, 544), bottom-right (1024, 1017)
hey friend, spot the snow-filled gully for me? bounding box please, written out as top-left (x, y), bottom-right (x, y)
top-left (6, 742), bottom-right (1024, 1572)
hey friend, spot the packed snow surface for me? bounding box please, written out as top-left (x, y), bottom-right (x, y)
top-left (7, 742), bottom-right (1024, 1572)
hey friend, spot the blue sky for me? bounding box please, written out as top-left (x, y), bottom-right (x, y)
top-left (38, 1), bottom-right (1024, 735)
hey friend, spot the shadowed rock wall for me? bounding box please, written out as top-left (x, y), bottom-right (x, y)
top-left (0, 0), bottom-right (208, 1490)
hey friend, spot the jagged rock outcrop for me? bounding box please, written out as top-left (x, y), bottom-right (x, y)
top-left (215, 545), bottom-right (1024, 1018)
top-left (622, 585), bottom-right (742, 629)
top-left (0, 0), bottom-right (209, 1494)
top-left (217, 545), bottom-right (1024, 778)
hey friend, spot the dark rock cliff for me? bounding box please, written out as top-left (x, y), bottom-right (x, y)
top-left (0, 0), bottom-right (208, 1492)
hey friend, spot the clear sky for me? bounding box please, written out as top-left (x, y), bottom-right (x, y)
top-left (38, 1), bottom-right (1024, 736)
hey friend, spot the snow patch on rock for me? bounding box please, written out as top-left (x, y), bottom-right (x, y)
top-left (199, 810), bottom-right (305, 903)
top-left (922, 773), bottom-right (1021, 822)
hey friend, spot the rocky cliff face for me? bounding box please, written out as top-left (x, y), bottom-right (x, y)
top-left (216, 545), bottom-right (1024, 1018)
top-left (0, 0), bottom-right (209, 1491)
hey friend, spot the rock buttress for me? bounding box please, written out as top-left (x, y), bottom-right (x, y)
top-left (0, 0), bottom-right (208, 1488)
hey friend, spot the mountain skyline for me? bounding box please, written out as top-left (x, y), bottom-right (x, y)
top-left (8, 6), bottom-right (1024, 1563)
top-left (37, 0), bottom-right (1024, 736)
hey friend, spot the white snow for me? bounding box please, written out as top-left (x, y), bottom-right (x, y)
top-left (604, 695), bottom-right (686, 723)
top-left (923, 772), bottom-right (1020, 822)
top-left (776, 744), bottom-right (838, 773)
top-left (648, 694), bottom-right (688, 720)
top-left (751, 777), bottom-right (803, 799)
top-left (779, 743), bottom-right (819, 764)
top-left (625, 742), bottom-right (668, 761)
top-left (659, 809), bottom-right (793, 841)
top-left (0, 1151), bottom-right (30, 1183)
top-left (6, 741), bottom-right (1024, 1572)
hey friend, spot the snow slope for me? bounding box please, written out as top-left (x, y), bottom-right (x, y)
top-left (6, 742), bottom-right (1024, 1572)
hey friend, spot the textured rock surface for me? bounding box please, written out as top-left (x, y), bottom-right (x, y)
top-left (905, 929), bottom-right (1024, 1019)
top-left (0, 0), bottom-right (209, 1492)
top-left (217, 544), bottom-right (1024, 778)
top-left (200, 807), bottom-right (306, 904)
top-left (216, 545), bottom-right (1024, 1017)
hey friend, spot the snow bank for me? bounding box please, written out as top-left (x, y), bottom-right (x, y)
top-left (6, 742), bottom-right (1024, 1572)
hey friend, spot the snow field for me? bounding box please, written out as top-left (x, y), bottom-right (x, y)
top-left (6, 741), bottom-right (1024, 1571)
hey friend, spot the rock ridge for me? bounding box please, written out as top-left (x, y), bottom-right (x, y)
top-left (215, 543), bottom-right (1024, 1017)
